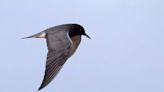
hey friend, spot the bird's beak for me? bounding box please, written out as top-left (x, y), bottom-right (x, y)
top-left (84, 33), bottom-right (91, 39)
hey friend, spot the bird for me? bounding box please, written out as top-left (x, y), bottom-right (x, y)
top-left (23, 24), bottom-right (90, 90)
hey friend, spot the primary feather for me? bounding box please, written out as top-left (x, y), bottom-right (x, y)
top-left (38, 24), bottom-right (82, 90)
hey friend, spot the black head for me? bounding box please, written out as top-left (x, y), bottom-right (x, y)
top-left (68, 24), bottom-right (91, 39)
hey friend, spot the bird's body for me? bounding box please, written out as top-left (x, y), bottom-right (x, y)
top-left (24, 24), bottom-right (90, 90)
top-left (69, 35), bottom-right (81, 57)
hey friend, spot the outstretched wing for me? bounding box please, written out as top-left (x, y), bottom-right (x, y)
top-left (38, 30), bottom-right (72, 90)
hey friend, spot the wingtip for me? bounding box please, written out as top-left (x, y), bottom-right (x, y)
top-left (38, 87), bottom-right (41, 91)
top-left (38, 82), bottom-right (47, 91)
top-left (38, 84), bottom-right (44, 91)
top-left (38, 86), bottom-right (43, 91)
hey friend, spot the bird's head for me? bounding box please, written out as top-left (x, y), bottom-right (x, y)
top-left (79, 27), bottom-right (91, 39)
top-left (69, 24), bottom-right (91, 39)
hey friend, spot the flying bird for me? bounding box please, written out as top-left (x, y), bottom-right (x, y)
top-left (23, 24), bottom-right (90, 90)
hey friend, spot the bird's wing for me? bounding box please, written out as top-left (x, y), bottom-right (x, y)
top-left (38, 30), bottom-right (72, 90)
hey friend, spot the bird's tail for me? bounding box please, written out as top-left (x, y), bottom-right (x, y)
top-left (22, 31), bottom-right (46, 39)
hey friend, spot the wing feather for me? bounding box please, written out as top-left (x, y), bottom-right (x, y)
top-left (38, 30), bottom-right (72, 90)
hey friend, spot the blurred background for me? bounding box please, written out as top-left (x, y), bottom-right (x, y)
top-left (0, 0), bottom-right (164, 92)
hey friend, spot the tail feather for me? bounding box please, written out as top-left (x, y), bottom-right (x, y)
top-left (22, 31), bottom-right (46, 39)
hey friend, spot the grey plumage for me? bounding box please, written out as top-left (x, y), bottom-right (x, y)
top-left (24, 24), bottom-right (90, 90)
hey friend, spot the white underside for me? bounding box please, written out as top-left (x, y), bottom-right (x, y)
top-left (38, 32), bottom-right (46, 38)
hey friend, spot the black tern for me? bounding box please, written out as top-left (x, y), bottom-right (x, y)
top-left (23, 24), bottom-right (90, 90)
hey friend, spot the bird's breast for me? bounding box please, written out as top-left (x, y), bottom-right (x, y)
top-left (69, 35), bottom-right (81, 57)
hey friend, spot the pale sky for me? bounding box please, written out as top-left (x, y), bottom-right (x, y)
top-left (0, 0), bottom-right (164, 92)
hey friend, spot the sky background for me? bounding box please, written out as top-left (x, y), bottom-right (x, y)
top-left (0, 0), bottom-right (164, 92)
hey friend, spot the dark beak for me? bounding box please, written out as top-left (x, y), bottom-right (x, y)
top-left (84, 33), bottom-right (91, 39)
